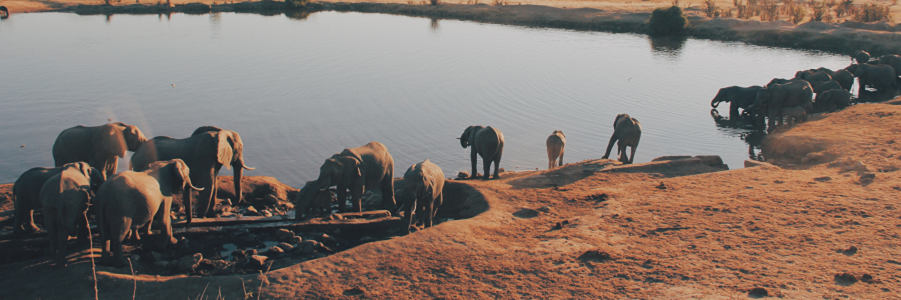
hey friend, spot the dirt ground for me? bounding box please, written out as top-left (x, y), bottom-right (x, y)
top-left (0, 98), bottom-right (898, 299)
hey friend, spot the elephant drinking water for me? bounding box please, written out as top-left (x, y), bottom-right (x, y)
top-left (710, 85), bottom-right (764, 119)
top-left (749, 80), bottom-right (813, 131)
top-left (459, 126), bottom-right (505, 180)
top-left (315, 141), bottom-right (396, 213)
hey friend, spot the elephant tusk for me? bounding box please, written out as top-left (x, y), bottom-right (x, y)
top-left (319, 188), bottom-right (328, 191)
top-left (242, 164), bottom-right (256, 170)
top-left (191, 185), bottom-right (205, 191)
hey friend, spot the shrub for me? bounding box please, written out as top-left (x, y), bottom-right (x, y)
top-left (760, 0), bottom-right (780, 21)
top-left (835, 0), bottom-right (853, 17)
top-left (491, 0), bottom-right (504, 5)
top-left (649, 6), bottom-right (689, 35)
top-left (721, 8), bottom-right (734, 17)
top-left (703, 0), bottom-right (717, 17)
top-left (285, 0), bottom-right (310, 9)
top-left (788, 3), bottom-right (807, 23)
top-left (854, 3), bottom-right (892, 22)
top-left (810, 1), bottom-right (828, 21)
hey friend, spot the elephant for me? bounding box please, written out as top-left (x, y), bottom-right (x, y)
top-left (779, 106), bottom-right (807, 125)
top-left (398, 159), bottom-right (445, 235)
top-left (315, 141), bottom-right (396, 213)
top-left (95, 159), bottom-right (202, 267)
top-left (130, 126), bottom-right (253, 222)
top-left (827, 69), bottom-right (855, 91)
top-left (809, 80), bottom-right (843, 94)
top-left (853, 50), bottom-right (870, 64)
top-left (602, 114), bottom-right (642, 164)
top-left (794, 69), bottom-right (832, 83)
top-left (871, 54), bottom-right (901, 80)
top-left (458, 126), bottom-right (505, 180)
top-left (710, 85), bottom-right (764, 118)
top-left (546, 130), bottom-right (565, 169)
top-left (53, 122), bottom-right (148, 180)
top-left (0, 6), bottom-right (7, 19)
top-left (39, 163), bottom-right (96, 267)
top-left (845, 63), bottom-right (896, 93)
top-left (814, 89), bottom-right (852, 112)
top-left (749, 80), bottom-right (814, 131)
top-left (294, 180), bottom-right (334, 220)
top-left (13, 162), bottom-right (104, 235)
top-left (766, 77), bottom-right (808, 87)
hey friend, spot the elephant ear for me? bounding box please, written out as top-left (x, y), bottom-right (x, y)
top-left (101, 125), bottom-right (128, 158)
top-left (614, 114), bottom-right (627, 129)
top-left (340, 156), bottom-right (362, 178)
top-left (216, 133), bottom-right (234, 170)
top-left (460, 126), bottom-right (476, 148)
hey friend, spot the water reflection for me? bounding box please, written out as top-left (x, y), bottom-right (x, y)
top-left (286, 11), bottom-right (310, 21)
top-left (106, 14), bottom-right (113, 23)
top-left (648, 35), bottom-right (687, 59)
top-left (710, 109), bottom-right (765, 161)
top-left (740, 131), bottom-right (766, 161)
top-left (430, 17), bottom-right (439, 31)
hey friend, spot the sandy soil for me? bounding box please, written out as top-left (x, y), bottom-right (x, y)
top-left (0, 98), bottom-right (898, 299)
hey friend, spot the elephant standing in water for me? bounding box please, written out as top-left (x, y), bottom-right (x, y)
top-left (130, 126), bottom-right (254, 222)
top-left (794, 69), bottom-right (833, 83)
top-left (0, 6), bottom-right (8, 19)
top-left (13, 162), bottom-right (104, 235)
top-left (39, 163), bottom-right (97, 267)
top-left (315, 141), bottom-right (396, 213)
top-left (749, 80), bottom-right (813, 131)
top-left (459, 126), bottom-right (505, 180)
top-left (853, 50), bottom-right (870, 64)
top-left (95, 159), bottom-right (202, 267)
top-left (53, 122), bottom-right (148, 180)
top-left (779, 106), bottom-right (807, 125)
top-left (870, 54), bottom-right (901, 80)
top-left (398, 159), bottom-right (445, 234)
top-left (602, 114), bottom-right (642, 164)
top-left (546, 130), bottom-right (565, 169)
top-left (710, 85), bottom-right (764, 119)
top-left (845, 63), bottom-right (896, 93)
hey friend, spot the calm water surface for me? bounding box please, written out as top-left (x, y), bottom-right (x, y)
top-left (0, 12), bottom-right (850, 186)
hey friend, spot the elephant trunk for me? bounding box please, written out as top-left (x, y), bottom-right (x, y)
top-left (711, 98), bottom-right (721, 108)
top-left (233, 165), bottom-right (244, 204)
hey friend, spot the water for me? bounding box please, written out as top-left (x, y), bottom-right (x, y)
top-left (0, 12), bottom-right (850, 186)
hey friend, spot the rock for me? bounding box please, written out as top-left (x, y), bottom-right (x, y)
top-left (278, 242), bottom-right (294, 252)
top-left (343, 287), bottom-right (366, 296)
top-left (298, 241), bottom-right (318, 254)
top-left (268, 246), bottom-right (284, 256)
top-left (220, 211), bottom-right (234, 217)
top-left (328, 213), bottom-right (344, 220)
top-left (498, 168), bottom-right (505, 173)
top-left (289, 236), bottom-right (303, 244)
top-left (744, 160), bottom-right (776, 168)
top-left (263, 194), bottom-right (280, 204)
top-left (245, 255), bottom-right (268, 269)
top-left (842, 246), bottom-right (858, 255)
top-left (813, 176), bottom-right (832, 182)
top-left (149, 251), bottom-right (163, 262)
top-left (198, 259), bottom-right (232, 275)
top-left (860, 173), bottom-right (876, 181)
top-left (245, 206), bottom-right (259, 215)
top-left (537, 206), bottom-right (553, 213)
top-left (319, 233), bottom-right (337, 246)
top-left (834, 272), bottom-right (858, 284)
top-left (748, 287), bottom-right (768, 297)
top-left (861, 274), bottom-right (874, 283)
top-left (277, 229), bottom-right (295, 240)
top-left (230, 228), bottom-right (250, 238)
top-left (651, 156), bottom-right (693, 162)
top-left (360, 236), bottom-right (375, 242)
top-left (456, 172), bottom-right (469, 179)
top-left (238, 233), bottom-right (257, 243)
top-left (513, 208), bottom-right (540, 218)
top-left (154, 260), bottom-right (169, 269)
top-left (578, 250), bottom-right (613, 262)
top-left (694, 155), bottom-right (726, 169)
top-left (178, 253), bottom-right (203, 271)
top-left (260, 210), bottom-right (273, 217)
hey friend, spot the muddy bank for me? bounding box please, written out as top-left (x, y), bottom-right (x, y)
top-left (52, 1), bottom-right (901, 56)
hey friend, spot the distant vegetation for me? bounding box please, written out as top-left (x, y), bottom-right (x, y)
top-left (717, 0), bottom-right (891, 24)
top-left (648, 6), bottom-right (688, 36)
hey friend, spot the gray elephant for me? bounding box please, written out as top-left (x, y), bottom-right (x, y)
top-left (853, 50), bottom-right (870, 64)
top-left (827, 69), bottom-right (855, 91)
top-left (779, 106), bottom-right (807, 125)
top-left (795, 69), bottom-right (832, 83)
top-left (871, 54), bottom-right (901, 78)
top-left (130, 126), bottom-right (254, 222)
top-left (53, 122), bottom-right (148, 179)
top-left (294, 180), bottom-right (334, 219)
top-left (766, 77), bottom-right (808, 87)
top-left (13, 162), bottom-right (104, 234)
top-left (814, 89), bottom-right (852, 112)
top-left (710, 85), bottom-right (764, 118)
top-left (845, 63), bottom-right (896, 93)
top-left (749, 80), bottom-right (813, 131)
top-left (95, 159), bottom-right (202, 267)
top-left (602, 114), bottom-right (642, 164)
top-left (39, 163), bottom-right (96, 267)
top-left (315, 141), bottom-right (396, 213)
top-left (398, 159), bottom-right (445, 235)
top-left (546, 130), bottom-right (565, 169)
top-left (809, 80), bottom-right (843, 93)
top-left (459, 126), bottom-right (505, 180)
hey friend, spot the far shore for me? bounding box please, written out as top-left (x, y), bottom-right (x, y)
top-left (3, 0), bottom-right (901, 57)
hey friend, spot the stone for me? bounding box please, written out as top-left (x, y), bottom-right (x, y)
top-left (744, 160), bottom-right (776, 168)
top-left (537, 206), bottom-right (553, 213)
top-left (230, 228), bottom-right (250, 238)
top-left (263, 194), bottom-right (280, 204)
top-left (360, 236), bottom-right (375, 242)
top-left (694, 155), bottom-right (724, 166)
top-left (860, 173), bottom-right (876, 181)
top-left (748, 287), bottom-right (768, 297)
top-left (319, 233), bottom-right (337, 246)
top-left (149, 251), bottom-right (163, 262)
top-left (246, 206), bottom-right (258, 214)
top-left (260, 210), bottom-right (273, 218)
top-left (512, 208), bottom-right (540, 218)
top-left (298, 241), bottom-right (318, 254)
top-left (268, 246), bottom-right (284, 256)
top-left (276, 229), bottom-right (295, 240)
top-left (498, 168), bottom-right (506, 173)
top-left (651, 155), bottom-right (693, 162)
top-left (288, 236), bottom-right (303, 244)
top-left (178, 253), bottom-right (203, 271)
top-left (456, 172), bottom-right (469, 179)
top-left (154, 260), bottom-right (169, 269)
top-left (277, 242), bottom-right (294, 252)
top-left (245, 255), bottom-right (268, 269)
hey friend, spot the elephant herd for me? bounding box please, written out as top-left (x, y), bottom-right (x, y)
top-left (710, 50), bottom-right (901, 132)
top-left (13, 115), bottom-right (645, 268)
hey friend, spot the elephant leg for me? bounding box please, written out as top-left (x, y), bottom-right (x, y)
top-left (432, 193), bottom-right (443, 221)
top-left (350, 184), bottom-right (364, 213)
top-left (336, 188), bottom-right (348, 213)
top-left (112, 219), bottom-right (131, 267)
top-left (208, 168), bottom-right (221, 217)
top-left (470, 148), bottom-right (479, 179)
top-left (75, 207), bottom-right (90, 244)
top-left (45, 214), bottom-right (59, 261)
top-left (548, 157), bottom-right (553, 170)
top-left (380, 179), bottom-right (396, 212)
top-left (602, 134), bottom-right (618, 159)
top-left (424, 198), bottom-right (434, 228)
top-left (629, 144), bottom-right (638, 164)
top-left (558, 151), bottom-right (564, 167)
top-left (401, 198), bottom-right (416, 234)
top-left (55, 227), bottom-right (70, 267)
top-left (161, 198), bottom-right (177, 246)
top-left (194, 172), bottom-right (215, 218)
top-left (492, 152), bottom-right (503, 179)
top-left (729, 101), bottom-right (741, 119)
top-left (767, 111), bottom-right (777, 132)
top-left (618, 144), bottom-right (628, 163)
top-left (482, 157), bottom-right (491, 180)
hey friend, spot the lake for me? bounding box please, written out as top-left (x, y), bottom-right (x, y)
top-left (0, 11), bottom-right (850, 187)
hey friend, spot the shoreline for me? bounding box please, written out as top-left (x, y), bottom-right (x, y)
top-left (8, 1), bottom-right (892, 57)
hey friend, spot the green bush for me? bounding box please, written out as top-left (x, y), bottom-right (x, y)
top-left (648, 6), bottom-right (688, 36)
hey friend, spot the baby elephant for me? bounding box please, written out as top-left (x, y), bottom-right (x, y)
top-left (398, 159), bottom-right (445, 234)
top-left (39, 163), bottom-right (97, 267)
top-left (294, 180), bottom-right (334, 220)
top-left (546, 130), bottom-right (566, 169)
top-left (815, 89), bottom-right (852, 112)
top-left (780, 106), bottom-right (807, 125)
top-left (95, 159), bottom-right (203, 267)
top-left (13, 162), bottom-right (104, 235)
top-left (603, 114), bottom-right (642, 164)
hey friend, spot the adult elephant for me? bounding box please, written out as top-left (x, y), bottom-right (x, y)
top-left (546, 130), bottom-right (565, 169)
top-left (853, 50), bottom-right (870, 64)
top-left (130, 126), bottom-right (254, 222)
top-left (39, 163), bottom-right (96, 267)
top-left (53, 122), bottom-right (148, 180)
top-left (458, 126), bottom-right (505, 180)
top-left (13, 162), bottom-right (104, 234)
top-left (871, 54), bottom-right (901, 80)
top-left (845, 63), bottom-right (896, 92)
top-left (749, 80), bottom-right (813, 131)
top-left (398, 159), bottom-right (445, 235)
top-left (814, 89), bottom-right (852, 112)
top-left (710, 85), bottom-right (764, 118)
top-left (795, 69), bottom-right (832, 83)
top-left (95, 159), bottom-right (202, 267)
top-left (315, 141), bottom-right (396, 213)
top-left (828, 69), bottom-right (855, 91)
top-left (602, 114), bottom-right (642, 164)
top-left (809, 80), bottom-right (843, 93)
